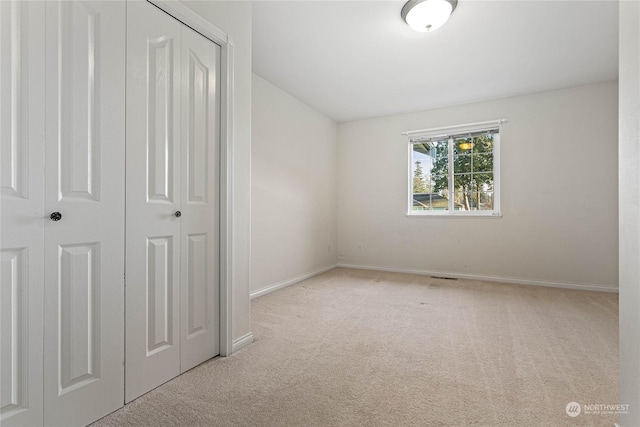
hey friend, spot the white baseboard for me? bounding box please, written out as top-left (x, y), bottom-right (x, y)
top-left (250, 264), bottom-right (339, 299)
top-left (337, 263), bottom-right (619, 293)
top-left (231, 332), bottom-right (254, 353)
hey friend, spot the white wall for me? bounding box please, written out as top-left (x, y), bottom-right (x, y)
top-left (181, 1), bottom-right (253, 346)
top-left (619, 1), bottom-right (640, 424)
top-left (251, 74), bottom-right (338, 296)
top-left (338, 82), bottom-right (618, 290)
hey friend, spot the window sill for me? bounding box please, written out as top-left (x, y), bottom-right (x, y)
top-left (406, 212), bottom-right (502, 218)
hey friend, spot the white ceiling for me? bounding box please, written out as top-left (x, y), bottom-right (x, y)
top-left (252, 1), bottom-right (619, 123)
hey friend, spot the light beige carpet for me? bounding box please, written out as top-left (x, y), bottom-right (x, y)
top-left (93, 268), bottom-right (618, 426)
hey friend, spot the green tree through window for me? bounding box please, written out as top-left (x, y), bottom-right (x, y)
top-left (430, 135), bottom-right (494, 211)
top-left (412, 161), bottom-right (428, 194)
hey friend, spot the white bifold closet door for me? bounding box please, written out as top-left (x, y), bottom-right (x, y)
top-left (1, 2), bottom-right (46, 425)
top-left (1, 1), bottom-right (126, 426)
top-left (126, 0), bottom-right (220, 403)
top-left (42, 1), bottom-right (126, 424)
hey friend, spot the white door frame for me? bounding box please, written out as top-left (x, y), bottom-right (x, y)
top-left (148, 0), bottom-right (234, 357)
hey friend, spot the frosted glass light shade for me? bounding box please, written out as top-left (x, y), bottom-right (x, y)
top-left (401, 0), bottom-right (457, 33)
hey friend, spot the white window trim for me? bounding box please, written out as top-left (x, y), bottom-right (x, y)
top-left (405, 120), bottom-right (504, 218)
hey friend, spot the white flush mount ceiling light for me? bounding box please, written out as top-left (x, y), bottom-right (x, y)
top-left (401, 0), bottom-right (458, 32)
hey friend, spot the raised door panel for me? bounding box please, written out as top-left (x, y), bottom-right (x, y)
top-left (57, 244), bottom-right (100, 393)
top-left (43, 1), bottom-right (125, 425)
top-left (0, 248), bottom-right (41, 427)
top-left (147, 37), bottom-right (175, 204)
top-left (146, 236), bottom-right (175, 355)
top-left (125, 0), bottom-right (182, 403)
top-left (54, 1), bottom-right (100, 202)
top-left (1, 250), bottom-right (27, 415)
top-left (186, 234), bottom-right (207, 337)
top-left (0, 2), bottom-right (45, 426)
top-left (179, 24), bottom-right (220, 373)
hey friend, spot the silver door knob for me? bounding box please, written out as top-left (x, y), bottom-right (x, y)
top-left (174, 211), bottom-right (182, 218)
top-left (50, 212), bottom-right (62, 221)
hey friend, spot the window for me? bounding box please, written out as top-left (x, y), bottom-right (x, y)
top-left (406, 121), bottom-right (502, 216)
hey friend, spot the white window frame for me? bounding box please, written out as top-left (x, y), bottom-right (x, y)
top-left (404, 120), bottom-right (505, 217)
